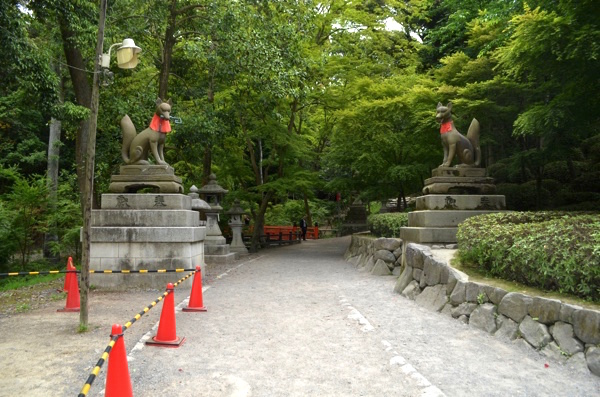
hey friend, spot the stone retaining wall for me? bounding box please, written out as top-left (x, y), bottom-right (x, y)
top-left (345, 235), bottom-right (600, 377)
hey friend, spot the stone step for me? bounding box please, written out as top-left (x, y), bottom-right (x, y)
top-left (205, 235), bottom-right (227, 245)
top-left (118, 164), bottom-right (177, 176)
top-left (92, 209), bottom-right (199, 227)
top-left (100, 193), bottom-right (191, 210)
top-left (400, 227), bottom-right (458, 243)
top-left (90, 226), bottom-right (206, 243)
top-left (423, 182), bottom-right (496, 195)
top-left (424, 176), bottom-right (495, 185)
top-left (408, 210), bottom-right (508, 228)
top-left (205, 252), bottom-right (238, 264)
top-left (416, 195), bottom-right (506, 211)
top-left (205, 244), bottom-right (231, 255)
top-left (431, 167), bottom-right (487, 178)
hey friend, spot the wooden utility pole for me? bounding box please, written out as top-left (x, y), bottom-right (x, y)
top-left (80, 0), bottom-right (107, 328)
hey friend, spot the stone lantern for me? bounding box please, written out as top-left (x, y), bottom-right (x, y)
top-left (197, 174), bottom-right (236, 264)
top-left (197, 173), bottom-right (228, 238)
top-left (187, 185), bottom-right (211, 226)
top-left (226, 199), bottom-right (248, 255)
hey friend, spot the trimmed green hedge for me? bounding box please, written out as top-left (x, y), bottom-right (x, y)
top-left (367, 213), bottom-right (409, 238)
top-left (457, 212), bottom-right (600, 301)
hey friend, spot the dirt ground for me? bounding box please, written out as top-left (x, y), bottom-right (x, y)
top-left (1, 240), bottom-right (599, 397)
top-left (0, 260), bottom-right (239, 397)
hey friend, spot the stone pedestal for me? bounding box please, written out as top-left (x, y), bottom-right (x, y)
top-left (401, 167), bottom-right (508, 244)
top-left (197, 174), bottom-right (237, 264)
top-left (203, 212), bottom-right (238, 264)
top-left (108, 165), bottom-right (184, 193)
top-left (226, 200), bottom-right (249, 255)
top-left (422, 167), bottom-right (496, 195)
top-left (90, 194), bottom-right (205, 289)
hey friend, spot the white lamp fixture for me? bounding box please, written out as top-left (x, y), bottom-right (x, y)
top-left (101, 38), bottom-right (142, 69)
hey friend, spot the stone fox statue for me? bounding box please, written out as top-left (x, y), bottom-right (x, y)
top-left (436, 102), bottom-right (481, 168)
top-left (120, 98), bottom-right (172, 166)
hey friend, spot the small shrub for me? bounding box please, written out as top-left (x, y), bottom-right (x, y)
top-left (367, 213), bottom-right (409, 237)
top-left (573, 171), bottom-right (600, 193)
top-left (543, 161), bottom-right (584, 183)
top-left (457, 212), bottom-right (600, 301)
top-left (496, 182), bottom-right (550, 210)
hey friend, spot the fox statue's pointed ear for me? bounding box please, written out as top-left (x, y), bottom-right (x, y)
top-left (155, 98), bottom-right (163, 106)
top-left (437, 102), bottom-right (442, 108)
top-left (447, 102), bottom-right (453, 109)
top-left (167, 98), bottom-right (173, 106)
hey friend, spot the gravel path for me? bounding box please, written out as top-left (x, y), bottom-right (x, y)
top-left (122, 237), bottom-right (600, 396)
top-left (1, 236), bottom-right (599, 396)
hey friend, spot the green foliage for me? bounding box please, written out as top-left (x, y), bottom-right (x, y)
top-left (1, 0), bottom-right (600, 263)
top-left (0, 273), bottom-right (61, 292)
top-left (367, 213), bottom-right (409, 238)
top-left (46, 172), bottom-right (82, 260)
top-left (457, 212), bottom-right (600, 301)
top-left (496, 182), bottom-right (550, 211)
top-left (0, 169), bottom-right (49, 270)
top-left (0, 167), bottom-right (81, 271)
top-left (263, 199), bottom-right (334, 227)
top-left (0, 201), bottom-right (18, 270)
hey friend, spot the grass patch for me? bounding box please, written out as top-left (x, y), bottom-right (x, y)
top-left (457, 211), bottom-right (600, 302)
top-left (0, 273), bottom-right (63, 292)
top-left (451, 256), bottom-right (600, 311)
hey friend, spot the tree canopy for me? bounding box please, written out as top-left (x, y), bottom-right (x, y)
top-left (1, 0), bottom-right (599, 264)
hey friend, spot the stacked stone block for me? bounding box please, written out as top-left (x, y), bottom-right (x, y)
top-left (345, 235), bottom-right (600, 377)
top-left (400, 167), bottom-right (508, 244)
top-left (345, 235), bottom-right (403, 276)
top-left (90, 193), bottom-right (205, 289)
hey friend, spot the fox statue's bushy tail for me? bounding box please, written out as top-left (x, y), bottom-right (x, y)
top-left (466, 118), bottom-right (481, 166)
top-left (120, 115), bottom-right (140, 164)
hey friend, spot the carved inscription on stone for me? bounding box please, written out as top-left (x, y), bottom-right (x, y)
top-left (479, 196), bottom-right (493, 210)
top-left (444, 196), bottom-right (458, 210)
top-left (116, 195), bottom-right (130, 208)
top-left (154, 196), bottom-right (167, 208)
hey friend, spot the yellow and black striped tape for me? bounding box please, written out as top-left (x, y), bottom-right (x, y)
top-left (0, 268), bottom-right (195, 277)
top-left (78, 336), bottom-right (118, 397)
top-left (77, 269), bottom-right (196, 396)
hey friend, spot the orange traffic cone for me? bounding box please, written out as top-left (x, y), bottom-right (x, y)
top-left (105, 324), bottom-right (133, 397)
top-left (63, 257), bottom-right (75, 292)
top-left (146, 283), bottom-right (185, 347)
top-left (57, 268), bottom-right (79, 312)
top-left (183, 266), bottom-right (207, 312)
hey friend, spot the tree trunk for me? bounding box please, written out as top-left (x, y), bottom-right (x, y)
top-left (44, 117), bottom-right (61, 262)
top-left (58, 17), bottom-right (92, 212)
top-left (202, 146), bottom-right (212, 185)
top-left (250, 191), bottom-right (274, 252)
top-left (80, 0), bottom-right (108, 328)
top-left (158, 0), bottom-right (178, 100)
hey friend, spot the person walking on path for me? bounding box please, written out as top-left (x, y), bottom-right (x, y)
top-left (299, 216), bottom-right (308, 240)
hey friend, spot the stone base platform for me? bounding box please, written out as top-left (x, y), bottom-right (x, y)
top-left (408, 209), bottom-right (504, 228)
top-left (108, 165), bottom-right (184, 194)
top-left (205, 252), bottom-right (238, 264)
top-left (416, 195), bottom-right (506, 211)
top-left (399, 226), bottom-right (458, 244)
top-left (204, 235), bottom-right (238, 265)
top-left (90, 193), bottom-right (205, 289)
top-left (422, 167), bottom-right (496, 195)
top-left (401, 193), bottom-right (508, 244)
